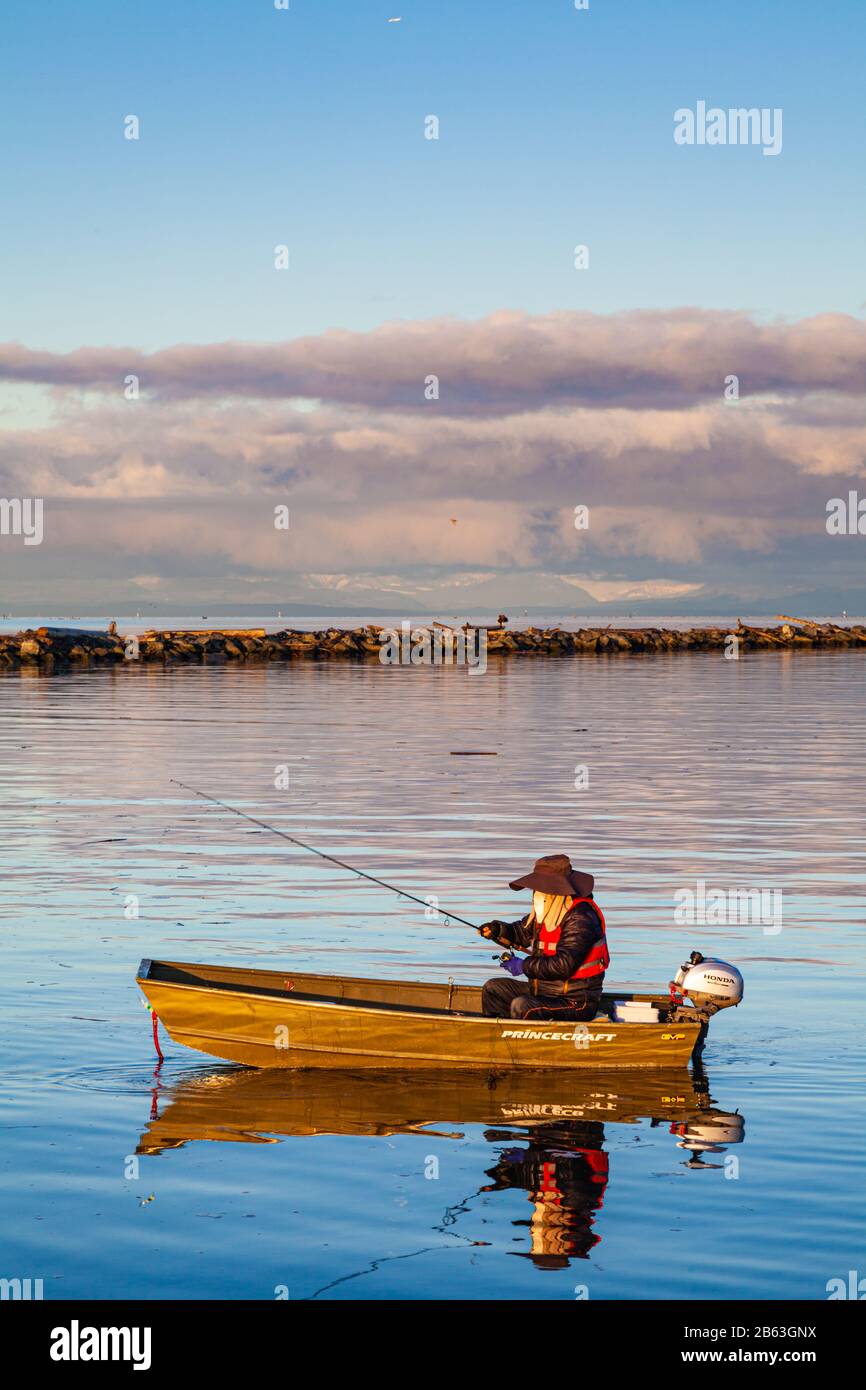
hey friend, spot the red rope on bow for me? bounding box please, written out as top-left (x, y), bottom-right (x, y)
top-left (151, 1008), bottom-right (164, 1061)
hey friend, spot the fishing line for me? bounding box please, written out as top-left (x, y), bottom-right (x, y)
top-left (170, 778), bottom-right (483, 933)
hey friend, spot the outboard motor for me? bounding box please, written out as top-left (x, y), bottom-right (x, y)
top-left (670, 951), bottom-right (744, 1019)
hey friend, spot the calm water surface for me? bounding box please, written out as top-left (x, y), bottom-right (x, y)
top-left (1, 653), bottom-right (864, 1299)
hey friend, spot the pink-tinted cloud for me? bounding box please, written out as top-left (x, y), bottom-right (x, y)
top-left (2, 308), bottom-right (865, 411)
top-left (2, 308), bottom-right (865, 601)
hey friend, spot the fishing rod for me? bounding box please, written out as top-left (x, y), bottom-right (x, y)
top-left (170, 779), bottom-right (484, 934)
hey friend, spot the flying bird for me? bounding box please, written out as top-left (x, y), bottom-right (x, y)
top-left (387, 16), bottom-right (402, 21)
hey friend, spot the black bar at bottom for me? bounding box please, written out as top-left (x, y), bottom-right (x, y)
top-left (6, 1297), bottom-right (859, 1375)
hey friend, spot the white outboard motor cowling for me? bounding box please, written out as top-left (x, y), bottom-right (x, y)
top-left (674, 951), bottom-right (743, 1015)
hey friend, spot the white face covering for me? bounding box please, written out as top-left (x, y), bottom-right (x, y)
top-left (533, 891), bottom-right (550, 924)
top-left (533, 891), bottom-right (572, 927)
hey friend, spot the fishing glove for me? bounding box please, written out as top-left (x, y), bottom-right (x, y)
top-left (500, 955), bottom-right (525, 976)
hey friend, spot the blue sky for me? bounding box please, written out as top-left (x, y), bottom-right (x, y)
top-left (2, 0), bottom-right (864, 351)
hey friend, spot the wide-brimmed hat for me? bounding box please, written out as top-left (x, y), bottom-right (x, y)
top-left (509, 853), bottom-right (594, 899)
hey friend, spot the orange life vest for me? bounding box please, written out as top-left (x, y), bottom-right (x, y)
top-left (537, 897), bottom-right (610, 979)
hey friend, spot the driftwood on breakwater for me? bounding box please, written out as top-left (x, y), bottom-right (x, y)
top-left (0, 616), bottom-right (864, 670)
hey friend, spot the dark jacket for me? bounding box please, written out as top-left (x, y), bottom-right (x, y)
top-left (484, 901), bottom-right (606, 1000)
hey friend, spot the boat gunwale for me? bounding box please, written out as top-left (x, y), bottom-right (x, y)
top-left (137, 963), bottom-right (702, 1034)
top-left (140, 956), bottom-right (672, 1000)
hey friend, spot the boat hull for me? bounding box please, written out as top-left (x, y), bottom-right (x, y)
top-left (137, 959), bottom-right (705, 1070)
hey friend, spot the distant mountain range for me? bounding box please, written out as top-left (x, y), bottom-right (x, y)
top-left (4, 593), bottom-right (862, 621)
top-left (2, 570), bottom-right (861, 622)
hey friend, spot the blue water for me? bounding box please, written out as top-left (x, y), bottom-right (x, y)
top-left (1, 653), bottom-right (864, 1298)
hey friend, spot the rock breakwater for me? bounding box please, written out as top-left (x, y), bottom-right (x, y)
top-left (0, 617), bottom-right (863, 670)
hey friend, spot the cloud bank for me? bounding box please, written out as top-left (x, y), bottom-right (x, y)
top-left (2, 308), bottom-right (866, 411)
top-left (1, 308), bottom-right (865, 606)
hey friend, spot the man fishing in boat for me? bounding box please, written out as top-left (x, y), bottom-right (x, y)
top-left (480, 854), bottom-right (608, 1021)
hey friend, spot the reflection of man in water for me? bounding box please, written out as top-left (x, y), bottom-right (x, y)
top-left (481, 1121), bottom-right (608, 1268)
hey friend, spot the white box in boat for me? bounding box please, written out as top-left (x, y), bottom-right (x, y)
top-left (611, 1001), bottom-right (660, 1023)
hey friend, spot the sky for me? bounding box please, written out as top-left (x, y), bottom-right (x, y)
top-left (1, 0), bottom-right (864, 613)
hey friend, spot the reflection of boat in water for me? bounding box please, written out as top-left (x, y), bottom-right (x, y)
top-left (137, 1064), bottom-right (741, 1150)
top-left (137, 1064), bottom-right (744, 1267)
